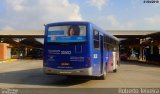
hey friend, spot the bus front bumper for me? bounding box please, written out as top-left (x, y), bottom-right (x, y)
top-left (43, 67), bottom-right (93, 76)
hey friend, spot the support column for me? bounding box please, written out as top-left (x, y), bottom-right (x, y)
top-left (150, 46), bottom-right (153, 55)
top-left (139, 47), bottom-right (143, 61)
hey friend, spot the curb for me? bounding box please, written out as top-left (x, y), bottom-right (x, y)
top-left (1, 59), bottom-right (17, 63)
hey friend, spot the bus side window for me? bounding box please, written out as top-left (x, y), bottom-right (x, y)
top-left (104, 35), bottom-right (108, 50)
top-left (93, 30), bottom-right (100, 50)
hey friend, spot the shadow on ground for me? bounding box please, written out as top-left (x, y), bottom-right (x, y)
top-left (0, 68), bottom-right (90, 87)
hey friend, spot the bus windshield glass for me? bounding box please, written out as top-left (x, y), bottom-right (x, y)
top-left (47, 25), bottom-right (86, 43)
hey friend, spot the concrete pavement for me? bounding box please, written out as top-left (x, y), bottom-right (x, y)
top-left (0, 60), bottom-right (159, 88)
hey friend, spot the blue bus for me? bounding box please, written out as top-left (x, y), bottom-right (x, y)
top-left (43, 21), bottom-right (119, 79)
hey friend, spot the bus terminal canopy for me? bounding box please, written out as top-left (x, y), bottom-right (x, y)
top-left (0, 38), bottom-right (43, 48)
top-left (0, 30), bottom-right (159, 38)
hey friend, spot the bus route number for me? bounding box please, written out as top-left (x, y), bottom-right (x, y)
top-left (61, 51), bottom-right (71, 54)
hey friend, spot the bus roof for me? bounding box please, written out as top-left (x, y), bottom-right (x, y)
top-left (45, 21), bottom-right (119, 42)
top-left (45, 21), bottom-right (89, 26)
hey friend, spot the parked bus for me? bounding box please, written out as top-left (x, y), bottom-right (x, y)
top-left (43, 21), bottom-right (119, 79)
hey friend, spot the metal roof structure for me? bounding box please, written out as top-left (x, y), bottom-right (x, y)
top-left (0, 30), bottom-right (44, 35)
top-left (108, 30), bottom-right (159, 38)
top-left (0, 30), bottom-right (159, 38)
top-left (0, 30), bottom-right (44, 38)
top-left (0, 30), bottom-right (159, 49)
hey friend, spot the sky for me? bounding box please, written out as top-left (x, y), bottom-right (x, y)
top-left (0, 0), bottom-right (160, 31)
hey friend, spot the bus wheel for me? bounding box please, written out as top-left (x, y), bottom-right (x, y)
top-left (113, 69), bottom-right (117, 73)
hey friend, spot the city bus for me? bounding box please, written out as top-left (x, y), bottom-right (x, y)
top-left (43, 21), bottom-right (119, 79)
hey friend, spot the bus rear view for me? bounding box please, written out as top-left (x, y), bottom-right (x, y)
top-left (43, 22), bottom-right (92, 76)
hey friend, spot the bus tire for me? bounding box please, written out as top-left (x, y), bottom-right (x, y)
top-left (101, 71), bottom-right (106, 80)
top-left (113, 69), bottom-right (117, 73)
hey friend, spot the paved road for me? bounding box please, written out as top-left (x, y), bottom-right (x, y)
top-left (0, 60), bottom-right (160, 88)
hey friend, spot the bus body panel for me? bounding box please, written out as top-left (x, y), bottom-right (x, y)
top-left (44, 43), bottom-right (89, 69)
top-left (107, 51), bottom-right (113, 72)
top-left (113, 51), bottom-right (119, 71)
top-left (44, 22), bottom-right (94, 76)
top-left (103, 50), bottom-right (109, 71)
top-left (44, 67), bottom-right (92, 76)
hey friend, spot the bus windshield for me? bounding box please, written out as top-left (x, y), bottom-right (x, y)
top-left (47, 25), bottom-right (86, 43)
